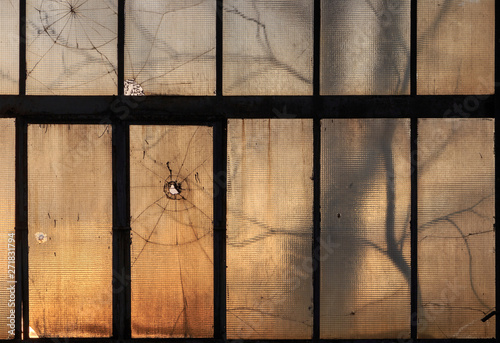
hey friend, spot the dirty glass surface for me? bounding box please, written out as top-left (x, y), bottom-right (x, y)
top-left (28, 124), bottom-right (112, 337)
top-left (320, 119), bottom-right (411, 338)
top-left (0, 1), bottom-right (19, 94)
top-left (26, 0), bottom-right (118, 95)
top-left (227, 119), bottom-right (313, 339)
top-left (130, 126), bottom-right (213, 338)
top-left (223, 0), bottom-right (313, 95)
top-left (321, 1), bottom-right (410, 95)
top-left (0, 119), bottom-right (15, 339)
top-left (418, 119), bottom-right (495, 338)
top-left (417, 0), bottom-right (494, 94)
top-left (125, 1), bottom-right (215, 96)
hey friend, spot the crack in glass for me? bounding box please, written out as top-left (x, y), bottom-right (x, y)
top-left (417, 118), bottom-right (495, 338)
top-left (27, 0), bottom-right (118, 95)
top-left (223, 0), bottom-right (313, 95)
top-left (130, 125), bottom-right (213, 338)
top-left (125, 0), bottom-right (216, 95)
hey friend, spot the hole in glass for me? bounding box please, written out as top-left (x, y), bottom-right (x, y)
top-left (164, 179), bottom-right (183, 200)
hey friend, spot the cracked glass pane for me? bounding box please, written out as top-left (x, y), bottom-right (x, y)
top-left (227, 119), bottom-right (313, 339)
top-left (0, 1), bottom-right (19, 94)
top-left (223, 1), bottom-right (313, 95)
top-left (130, 126), bottom-right (213, 338)
top-left (418, 118), bottom-right (495, 338)
top-left (26, 0), bottom-right (118, 95)
top-left (417, 0), bottom-right (494, 94)
top-left (28, 124), bottom-right (112, 337)
top-left (320, 119), bottom-right (411, 338)
top-left (321, 1), bottom-right (410, 95)
top-left (125, 1), bottom-right (216, 95)
top-left (0, 119), bottom-right (15, 339)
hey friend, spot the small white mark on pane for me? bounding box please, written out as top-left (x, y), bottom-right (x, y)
top-left (124, 79), bottom-right (145, 96)
top-left (34, 232), bottom-right (47, 244)
top-left (169, 183), bottom-right (179, 195)
top-left (29, 326), bottom-right (39, 338)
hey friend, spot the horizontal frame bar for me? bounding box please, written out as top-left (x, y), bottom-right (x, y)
top-left (0, 95), bottom-right (495, 120)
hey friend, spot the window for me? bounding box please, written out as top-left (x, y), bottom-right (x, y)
top-left (0, 0), bottom-right (497, 341)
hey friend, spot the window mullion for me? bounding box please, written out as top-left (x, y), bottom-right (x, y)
top-left (313, 0), bottom-right (321, 340)
top-left (213, 120), bottom-right (227, 340)
top-left (15, 117), bottom-right (28, 339)
top-left (410, 0), bottom-right (418, 338)
top-left (214, 2), bottom-right (225, 337)
top-left (410, 117), bottom-right (418, 340)
top-left (112, 121), bottom-right (131, 339)
top-left (312, 118), bottom-right (321, 340)
top-left (494, 0), bottom-right (499, 336)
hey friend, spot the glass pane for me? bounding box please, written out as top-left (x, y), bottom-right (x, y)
top-left (28, 124), bottom-right (112, 337)
top-left (417, 0), bottom-right (494, 94)
top-left (130, 126), bottom-right (213, 338)
top-left (0, 1), bottom-right (19, 94)
top-left (227, 119), bottom-right (313, 339)
top-left (125, 1), bottom-right (216, 95)
top-left (320, 119), bottom-right (411, 338)
top-left (26, 0), bottom-right (118, 95)
top-left (321, 1), bottom-right (410, 95)
top-left (223, 1), bottom-right (313, 95)
top-left (418, 119), bottom-right (495, 338)
top-left (0, 119), bottom-right (15, 339)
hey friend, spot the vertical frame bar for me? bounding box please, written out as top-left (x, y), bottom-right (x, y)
top-left (312, 119), bottom-right (321, 341)
top-left (313, 0), bottom-right (321, 340)
top-left (215, 1), bottom-right (225, 335)
top-left (410, 117), bottom-right (418, 340)
top-left (495, 0), bottom-right (499, 338)
top-left (112, 121), bottom-right (131, 338)
top-left (213, 120), bottom-right (227, 339)
top-left (495, 116), bottom-right (499, 339)
top-left (114, 1), bottom-right (129, 334)
top-left (215, 0), bottom-right (225, 336)
top-left (410, 0), bottom-right (418, 335)
top-left (15, 118), bottom-right (28, 339)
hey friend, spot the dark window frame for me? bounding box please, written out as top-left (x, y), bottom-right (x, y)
top-left (0, 0), bottom-right (497, 342)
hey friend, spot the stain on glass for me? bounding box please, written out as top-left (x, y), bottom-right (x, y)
top-left (130, 126), bottom-right (213, 338)
top-left (26, 0), bottom-right (118, 95)
top-left (28, 124), bottom-right (112, 337)
top-left (227, 119), bottom-right (313, 339)
top-left (125, 1), bottom-right (216, 96)
top-left (320, 119), bottom-right (411, 338)
top-left (417, 0), bottom-right (494, 94)
top-left (223, 0), bottom-right (313, 95)
top-left (418, 118), bottom-right (495, 338)
top-left (321, 1), bottom-right (410, 95)
top-left (0, 119), bottom-right (15, 339)
top-left (0, 1), bottom-right (19, 94)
